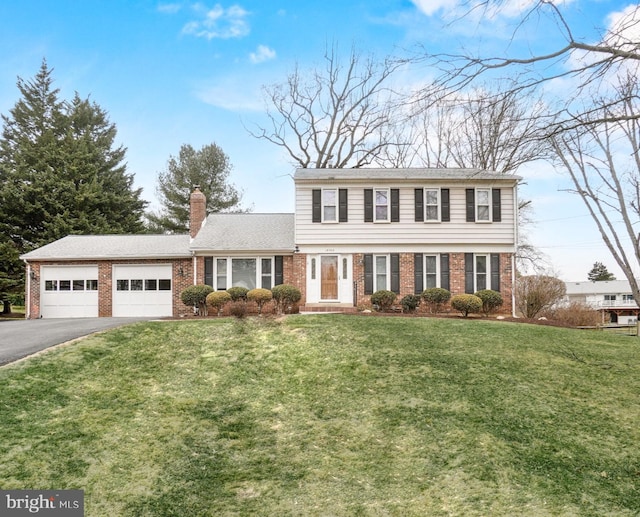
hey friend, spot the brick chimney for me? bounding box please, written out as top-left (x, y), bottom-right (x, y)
top-left (190, 186), bottom-right (207, 238)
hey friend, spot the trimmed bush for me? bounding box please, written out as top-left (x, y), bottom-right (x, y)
top-left (370, 290), bottom-right (397, 312)
top-left (206, 291), bottom-right (232, 316)
top-left (271, 284), bottom-right (302, 314)
top-left (474, 289), bottom-right (504, 316)
top-left (400, 294), bottom-right (421, 313)
top-left (229, 300), bottom-right (248, 319)
top-left (226, 286), bottom-right (249, 301)
top-left (421, 287), bottom-right (451, 313)
top-left (451, 294), bottom-right (483, 317)
top-left (180, 284), bottom-right (213, 316)
top-left (247, 288), bottom-right (273, 315)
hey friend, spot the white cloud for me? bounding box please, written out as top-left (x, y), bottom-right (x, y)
top-left (249, 45), bottom-right (276, 64)
top-left (158, 3), bottom-right (182, 14)
top-left (182, 3), bottom-right (250, 40)
top-left (195, 77), bottom-right (264, 112)
top-left (410, 0), bottom-right (460, 16)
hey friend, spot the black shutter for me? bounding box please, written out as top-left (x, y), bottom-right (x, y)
top-left (364, 189), bottom-right (373, 222)
top-left (312, 189), bottom-right (321, 223)
top-left (466, 189), bottom-right (475, 222)
top-left (364, 254), bottom-right (373, 295)
top-left (491, 254), bottom-right (500, 291)
top-left (414, 189), bottom-right (424, 222)
top-left (204, 257), bottom-right (213, 287)
top-left (414, 253), bottom-right (423, 294)
top-left (339, 189), bottom-right (348, 222)
top-left (390, 253), bottom-right (400, 294)
top-left (391, 189), bottom-right (400, 222)
top-left (465, 253), bottom-right (474, 294)
top-left (492, 188), bottom-right (502, 222)
top-left (275, 256), bottom-right (284, 286)
top-left (440, 253), bottom-right (450, 291)
top-left (441, 188), bottom-right (450, 222)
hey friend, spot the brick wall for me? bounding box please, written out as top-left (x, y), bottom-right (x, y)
top-left (352, 252), bottom-right (514, 314)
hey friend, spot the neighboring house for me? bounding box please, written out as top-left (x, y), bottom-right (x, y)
top-left (564, 280), bottom-right (640, 325)
top-left (21, 168), bottom-right (520, 318)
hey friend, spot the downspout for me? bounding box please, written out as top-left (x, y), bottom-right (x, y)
top-left (192, 252), bottom-right (197, 285)
top-left (513, 179), bottom-right (519, 318)
top-left (24, 260), bottom-right (31, 319)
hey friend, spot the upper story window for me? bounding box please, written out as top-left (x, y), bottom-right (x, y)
top-left (312, 188), bottom-right (347, 223)
top-left (323, 189), bottom-right (337, 222)
top-left (375, 189), bottom-right (389, 222)
top-left (466, 188), bottom-right (501, 223)
top-left (476, 189), bottom-right (491, 222)
top-left (425, 189), bottom-right (440, 222)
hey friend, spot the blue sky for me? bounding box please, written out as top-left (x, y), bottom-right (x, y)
top-left (0, 0), bottom-right (635, 281)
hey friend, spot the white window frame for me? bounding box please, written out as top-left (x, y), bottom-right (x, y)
top-left (213, 257), bottom-right (274, 291)
top-left (374, 188), bottom-right (390, 223)
top-left (476, 188), bottom-right (491, 222)
top-left (373, 254), bottom-right (390, 291)
top-left (322, 188), bottom-right (338, 223)
top-left (424, 254), bottom-right (440, 289)
top-left (474, 254), bottom-right (490, 291)
top-left (424, 188), bottom-right (440, 222)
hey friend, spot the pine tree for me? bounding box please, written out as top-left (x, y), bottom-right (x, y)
top-left (146, 143), bottom-right (243, 233)
top-left (0, 60), bottom-right (148, 311)
top-left (587, 262), bottom-right (616, 282)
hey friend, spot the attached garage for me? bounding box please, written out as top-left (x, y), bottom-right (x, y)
top-left (41, 265), bottom-right (99, 318)
top-left (112, 264), bottom-right (173, 317)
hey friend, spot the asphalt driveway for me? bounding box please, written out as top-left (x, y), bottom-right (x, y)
top-left (0, 318), bottom-right (150, 366)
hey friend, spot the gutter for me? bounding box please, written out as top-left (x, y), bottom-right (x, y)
top-left (23, 260), bottom-right (31, 319)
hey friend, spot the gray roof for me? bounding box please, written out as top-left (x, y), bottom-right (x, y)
top-left (564, 280), bottom-right (634, 295)
top-left (294, 168), bottom-right (522, 182)
top-left (191, 213), bottom-right (295, 253)
top-left (20, 234), bottom-right (191, 261)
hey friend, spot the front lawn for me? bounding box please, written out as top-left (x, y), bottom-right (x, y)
top-left (0, 316), bottom-right (638, 515)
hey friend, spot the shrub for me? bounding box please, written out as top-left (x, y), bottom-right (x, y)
top-left (400, 294), bottom-right (421, 313)
top-left (474, 289), bottom-right (504, 316)
top-left (421, 287), bottom-right (451, 313)
top-left (229, 300), bottom-right (248, 319)
top-left (516, 275), bottom-right (566, 319)
top-left (271, 284), bottom-right (302, 314)
top-left (226, 286), bottom-right (249, 301)
top-left (370, 290), bottom-right (397, 312)
top-left (542, 302), bottom-right (600, 327)
top-left (206, 291), bottom-right (231, 316)
top-left (180, 284), bottom-right (213, 316)
top-left (247, 288), bottom-right (273, 315)
top-left (451, 294), bottom-right (482, 317)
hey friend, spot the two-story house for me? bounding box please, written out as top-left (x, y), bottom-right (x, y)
top-left (564, 280), bottom-right (640, 325)
top-left (21, 168), bottom-right (520, 318)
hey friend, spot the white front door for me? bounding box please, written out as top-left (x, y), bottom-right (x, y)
top-left (307, 254), bottom-right (352, 304)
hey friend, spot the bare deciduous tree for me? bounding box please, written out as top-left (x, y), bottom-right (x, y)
top-left (550, 73), bottom-right (640, 307)
top-left (248, 45), bottom-right (406, 169)
top-left (516, 274), bottom-right (566, 319)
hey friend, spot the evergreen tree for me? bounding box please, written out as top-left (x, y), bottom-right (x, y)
top-left (146, 143), bottom-right (243, 233)
top-left (588, 262), bottom-right (616, 282)
top-left (0, 60), bottom-right (147, 311)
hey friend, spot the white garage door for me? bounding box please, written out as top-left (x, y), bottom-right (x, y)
top-left (41, 265), bottom-right (99, 318)
top-left (112, 265), bottom-right (173, 317)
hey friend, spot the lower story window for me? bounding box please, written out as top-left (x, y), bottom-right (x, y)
top-left (212, 258), bottom-right (274, 291)
top-left (375, 255), bottom-right (388, 291)
top-left (475, 255), bottom-right (488, 291)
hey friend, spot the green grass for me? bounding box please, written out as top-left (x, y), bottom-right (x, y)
top-left (1, 315), bottom-right (639, 516)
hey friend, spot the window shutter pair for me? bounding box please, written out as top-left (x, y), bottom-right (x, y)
top-left (312, 189), bottom-right (348, 223)
top-left (413, 253), bottom-right (450, 293)
top-left (363, 254), bottom-right (400, 295)
top-left (364, 189), bottom-right (400, 222)
top-left (414, 189), bottom-right (450, 222)
top-left (464, 253), bottom-right (501, 293)
top-left (466, 188), bottom-right (502, 222)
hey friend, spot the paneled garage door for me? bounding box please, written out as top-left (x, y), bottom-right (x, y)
top-left (112, 264), bottom-right (173, 317)
top-left (41, 265), bottom-right (99, 318)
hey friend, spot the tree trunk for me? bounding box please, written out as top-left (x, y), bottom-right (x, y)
top-left (2, 300), bottom-right (11, 314)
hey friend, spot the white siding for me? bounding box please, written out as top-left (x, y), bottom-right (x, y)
top-left (295, 183), bottom-right (517, 248)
